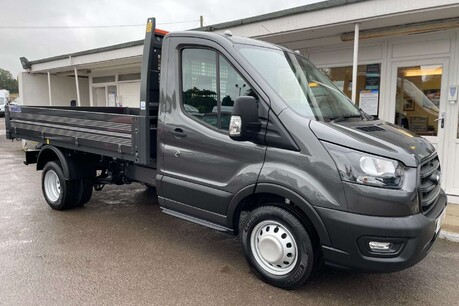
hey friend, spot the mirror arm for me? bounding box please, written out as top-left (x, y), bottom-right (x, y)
top-left (246, 121), bottom-right (262, 133)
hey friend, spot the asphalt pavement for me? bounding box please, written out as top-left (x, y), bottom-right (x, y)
top-left (1, 120), bottom-right (459, 305)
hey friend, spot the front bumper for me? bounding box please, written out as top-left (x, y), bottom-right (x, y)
top-left (317, 189), bottom-right (447, 272)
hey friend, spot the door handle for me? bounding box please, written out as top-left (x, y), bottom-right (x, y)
top-left (435, 112), bottom-right (445, 128)
top-left (169, 128), bottom-right (187, 138)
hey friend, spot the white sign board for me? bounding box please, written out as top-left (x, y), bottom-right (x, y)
top-left (359, 90), bottom-right (379, 116)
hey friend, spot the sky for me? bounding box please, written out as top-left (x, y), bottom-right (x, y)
top-left (0, 0), bottom-right (326, 77)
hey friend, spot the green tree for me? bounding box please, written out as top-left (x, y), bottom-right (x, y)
top-left (0, 68), bottom-right (18, 93)
top-left (183, 87), bottom-right (217, 113)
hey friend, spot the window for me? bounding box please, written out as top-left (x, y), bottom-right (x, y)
top-left (118, 73), bottom-right (141, 82)
top-left (92, 75), bottom-right (116, 83)
top-left (320, 64), bottom-right (381, 117)
top-left (395, 65), bottom-right (441, 136)
top-left (238, 45), bottom-right (360, 121)
top-left (181, 48), bottom-right (255, 130)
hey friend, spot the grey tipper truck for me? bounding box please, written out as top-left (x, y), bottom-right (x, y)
top-left (5, 18), bottom-right (447, 289)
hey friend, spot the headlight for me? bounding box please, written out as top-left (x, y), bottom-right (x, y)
top-left (323, 142), bottom-right (404, 188)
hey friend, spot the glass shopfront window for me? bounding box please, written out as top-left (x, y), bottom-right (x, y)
top-left (320, 64), bottom-right (380, 117)
top-left (394, 65), bottom-right (442, 136)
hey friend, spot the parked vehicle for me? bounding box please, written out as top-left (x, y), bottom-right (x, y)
top-left (0, 89), bottom-right (9, 116)
top-left (5, 18), bottom-right (447, 289)
top-left (10, 96), bottom-right (22, 105)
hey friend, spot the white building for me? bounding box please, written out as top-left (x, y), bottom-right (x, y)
top-left (18, 0), bottom-right (459, 198)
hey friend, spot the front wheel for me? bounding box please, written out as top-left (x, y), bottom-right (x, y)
top-left (241, 206), bottom-right (315, 289)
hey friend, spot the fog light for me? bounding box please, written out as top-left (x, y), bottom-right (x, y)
top-left (359, 237), bottom-right (404, 257)
top-left (368, 241), bottom-right (392, 251)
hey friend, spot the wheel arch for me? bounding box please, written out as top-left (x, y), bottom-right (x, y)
top-left (37, 146), bottom-right (71, 179)
top-left (37, 145), bottom-right (97, 180)
top-left (227, 183), bottom-right (331, 246)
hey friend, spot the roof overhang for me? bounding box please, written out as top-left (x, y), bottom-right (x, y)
top-left (24, 0), bottom-right (459, 73)
top-left (201, 0), bottom-right (459, 49)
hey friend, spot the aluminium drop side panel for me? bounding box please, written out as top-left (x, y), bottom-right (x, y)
top-left (7, 105), bottom-right (139, 161)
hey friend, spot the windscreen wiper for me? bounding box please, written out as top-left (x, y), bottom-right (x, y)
top-left (330, 114), bottom-right (362, 123)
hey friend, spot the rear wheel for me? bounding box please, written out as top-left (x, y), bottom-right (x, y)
top-left (42, 161), bottom-right (83, 210)
top-left (241, 206), bottom-right (315, 289)
top-left (77, 178), bottom-right (93, 206)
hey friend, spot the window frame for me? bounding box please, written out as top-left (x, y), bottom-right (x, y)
top-left (179, 45), bottom-right (258, 132)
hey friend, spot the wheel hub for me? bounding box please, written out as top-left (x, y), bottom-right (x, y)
top-left (44, 170), bottom-right (61, 202)
top-left (258, 235), bottom-right (283, 263)
top-left (250, 220), bottom-right (298, 276)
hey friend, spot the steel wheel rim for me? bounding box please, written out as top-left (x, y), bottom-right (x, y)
top-left (44, 170), bottom-right (61, 202)
top-left (250, 220), bottom-right (298, 276)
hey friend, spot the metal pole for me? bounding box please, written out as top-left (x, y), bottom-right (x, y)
top-left (47, 71), bottom-right (52, 106)
top-left (200, 15), bottom-right (203, 27)
top-left (351, 23), bottom-right (360, 103)
top-left (74, 66), bottom-right (81, 106)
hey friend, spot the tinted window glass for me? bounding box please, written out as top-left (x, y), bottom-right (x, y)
top-left (182, 49), bottom-right (218, 128)
top-left (182, 48), bottom-right (255, 130)
top-left (219, 57), bottom-right (256, 130)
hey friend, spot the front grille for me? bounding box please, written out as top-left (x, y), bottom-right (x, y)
top-left (419, 155), bottom-right (441, 214)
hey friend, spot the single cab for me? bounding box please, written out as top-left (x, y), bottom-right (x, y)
top-left (5, 18), bottom-right (447, 289)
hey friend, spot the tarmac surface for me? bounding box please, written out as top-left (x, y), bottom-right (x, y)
top-left (1, 120), bottom-right (459, 305)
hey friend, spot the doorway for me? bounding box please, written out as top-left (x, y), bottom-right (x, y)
top-left (389, 58), bottom-right (449, 187)
top-left (92, 86), bottom-right (118, 107)
top-left (93, 87), bottom-right (106, 106)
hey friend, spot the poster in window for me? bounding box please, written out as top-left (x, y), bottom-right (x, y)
top-left (365, 64), bottom-right (380, 90)
top-left (359, 90), bottom-right (379, 116)
top-left (403, 97), bottom-right (415, 111)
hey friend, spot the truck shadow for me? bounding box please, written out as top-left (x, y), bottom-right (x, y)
top-left (78, 185), bottom-right (438, 303)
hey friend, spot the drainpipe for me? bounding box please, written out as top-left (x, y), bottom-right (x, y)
top-left (47, 71), bottom-right (52, 106)
top-left (74, 66), bottom-right (81, 106)
top-left (351, 23), bottom-right (360, 104)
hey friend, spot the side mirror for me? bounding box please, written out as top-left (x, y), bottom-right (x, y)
top-left (229, 96), bottom-right (261, 141)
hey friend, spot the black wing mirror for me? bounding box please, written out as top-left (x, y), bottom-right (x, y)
top-left (229, 96), bottom-right (261, 141)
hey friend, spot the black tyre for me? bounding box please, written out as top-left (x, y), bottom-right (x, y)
top-left (144, 183), bottom-right (157, 192)
top-left (241, 206), bottom-right (315, 289)
top-left (77, 178), bottom-right (93, 207)
top-left (41, 161), bottom-right (83, 210)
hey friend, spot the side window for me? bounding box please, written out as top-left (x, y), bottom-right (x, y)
top-left (182, 48), bottom-right (256, 130)
top-left (182, 49), bottom-right (218, 127)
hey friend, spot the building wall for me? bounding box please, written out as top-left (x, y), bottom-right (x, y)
top-left (89, 65), bottom-right (141, 107)
top-left (19, 73), bottom-right (89, 106)
top-left (302, 31), bottom-right (456, 122)
top-left (118, 81), bottom-right (140, 108)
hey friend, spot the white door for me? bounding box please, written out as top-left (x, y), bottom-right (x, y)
top-left (118, 81), bottom-right (140, 108)
top-left (93, 87), bottom-right (106, 106)
top-left (389, 58), bottom-right (449, 184)
top-left (444, 74), bottom-right (459, 195)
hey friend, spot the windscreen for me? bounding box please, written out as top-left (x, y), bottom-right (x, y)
top-left (0, 97), bottom-right (5, 105)
top-left (237, 45), bottom-right (361, 121)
